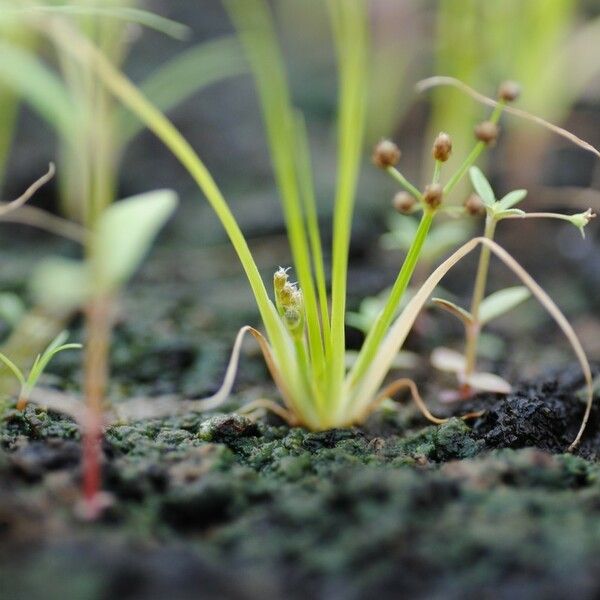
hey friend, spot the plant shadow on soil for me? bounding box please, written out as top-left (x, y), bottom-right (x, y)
top-left (1, 363), bottom-right (600, 600)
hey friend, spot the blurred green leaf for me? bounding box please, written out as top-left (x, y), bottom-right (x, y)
top-left (0, 41), bottom-right (77, 139)
top-left (0, 293), bottom-right (25, 327)
top-left (469, 166), bottom-right (495, 206)
top-left (0, 5), bottom-right (189, 39)
top-left (496, 189), bottom-right (527, 210)
top-left (30, 257), bottom-right (91, 311)
top-left (119, 36), bottom-right (246, 145)
top-left (479, 285), bottom-right (531, 325)
top-left (25, 331), bottom-right (81, 393)
top-left (92, 190), bottom-right (178, 292)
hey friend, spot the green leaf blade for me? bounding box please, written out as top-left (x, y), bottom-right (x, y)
top-left (497, 189), bottom-right (527, 210)
top-left (479, 286), bottom-right (531, 325)
top-left (0, 351), bottom-right (25, 386)
top-left (469, 166), bottom-right (495, 206)
top-left (93, 190), bottom-right (178, 292)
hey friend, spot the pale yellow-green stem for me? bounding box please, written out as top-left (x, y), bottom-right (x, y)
top-left (464, 214), bottom-right (497, 378)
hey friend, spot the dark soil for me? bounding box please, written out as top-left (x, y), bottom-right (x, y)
top-left (2, 366), bottom-right (600, 600)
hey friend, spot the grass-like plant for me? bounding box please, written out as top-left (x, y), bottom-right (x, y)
top-left (42, 0), bottom-right (597, 451)
top-left (7, 2), bottom-right (594, 467)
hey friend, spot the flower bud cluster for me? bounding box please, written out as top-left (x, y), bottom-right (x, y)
top-left (274, 267), bottom-right (304, 336)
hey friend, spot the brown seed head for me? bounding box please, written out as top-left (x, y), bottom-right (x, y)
top-left (392, 191), bottom-right (416, 214)
top-left (464, 193), bottom-right (485, 216)
top-left (498, 80), bottom-right (521, 102)
top-left (423, 183), bottom-right (443, 209)
top-left (474, 121), bottom-right (499, 145)
top-left (372, 139), bottom-right (401, 169)
top-left (432, 132), bottom-right (452, 162)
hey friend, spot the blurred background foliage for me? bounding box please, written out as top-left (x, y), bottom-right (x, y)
top-left (0, 0), bottom-right (599, 367)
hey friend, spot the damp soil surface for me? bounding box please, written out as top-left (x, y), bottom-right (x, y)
top-left (2, 365), bottom-right (600, 600)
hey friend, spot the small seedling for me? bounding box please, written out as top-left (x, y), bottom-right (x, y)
top-left (431, 166), bottom-right (596, 398)
top-left (0, 330), bottom-right (81, 410)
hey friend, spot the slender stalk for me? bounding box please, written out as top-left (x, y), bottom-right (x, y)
top-left (81, 295), bottom-right (112, 518)
top-left (350, 208), bottom-right (435, 386)
top-left (387, 166), bottom-right (423, 200)
top-left (502, 212), bottom-right (574, 222)
top-left (464, 215), bottom-right (497, 378)
top-left (432, 160), bottom-right (442, 184)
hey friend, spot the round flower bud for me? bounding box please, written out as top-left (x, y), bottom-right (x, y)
top-left (432, 132), bottom-right (452, 162)
top-left (392, 191), bottom-right (416, 214)
top-left (474, 121), bottom-right (499, 145)
top-left (423, 184), bottom-right (443, 209)
top-left (464, 193), bottom-right (485, 216)
top-left (372, 139), bottom-right (401, 169)
top-left (498, 80), bottom-right (521, 102)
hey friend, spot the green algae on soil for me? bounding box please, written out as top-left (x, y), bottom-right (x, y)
top-left (1, 366), bottom-right (600, 600)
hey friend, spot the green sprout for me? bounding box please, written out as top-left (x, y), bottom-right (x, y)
top-left (28, 0), bottom-right (596, 452)
top-left (431, 166), bottom-right (596, 398)
top-left (0, 330), bottom-right (81, 411)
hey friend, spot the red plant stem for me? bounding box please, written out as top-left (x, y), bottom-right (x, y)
top-left (82, 295), bottom-right (112, 517)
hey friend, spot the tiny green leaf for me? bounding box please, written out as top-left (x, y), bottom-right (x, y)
top-left (479, 286), bottom-right (531, 325)
top-left (0, 351), bottom-right (25, 386)
top-left (469, 166), bottom-right (495, 206)
top-left (431, 297), bottom-right (473, 325)
top-left (26, 331), bottom-right (82, 392)
top-left (496, 189), bottom-right (527, 210)
top-left (92, 190), bottom-right (178, 292)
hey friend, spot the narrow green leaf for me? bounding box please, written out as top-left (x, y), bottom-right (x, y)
top-left (479, 286), bottom-right (531, 325)
top-left (224, 0), bottom-right (326, 380)
top-left (1, 6), bottom-right (190, 40)
top-left (469, 166), bottom-right (495, 206)
top-left (26, 338), bottom-right (82, 391)
top-left (119, 37), bottom-right (246, 145)
top-left (43, 331), bottom-right (69, 355)
top-left (327, 0), bottom-right (369, 391)
top-left (497, 189), bottom-right (527, 210)
top-left (0, 351), bottom-right (25, 386)
top-left (0, 41), bottom-right (77, 140)
top-left (92, 190), bottom-right (178, 292)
